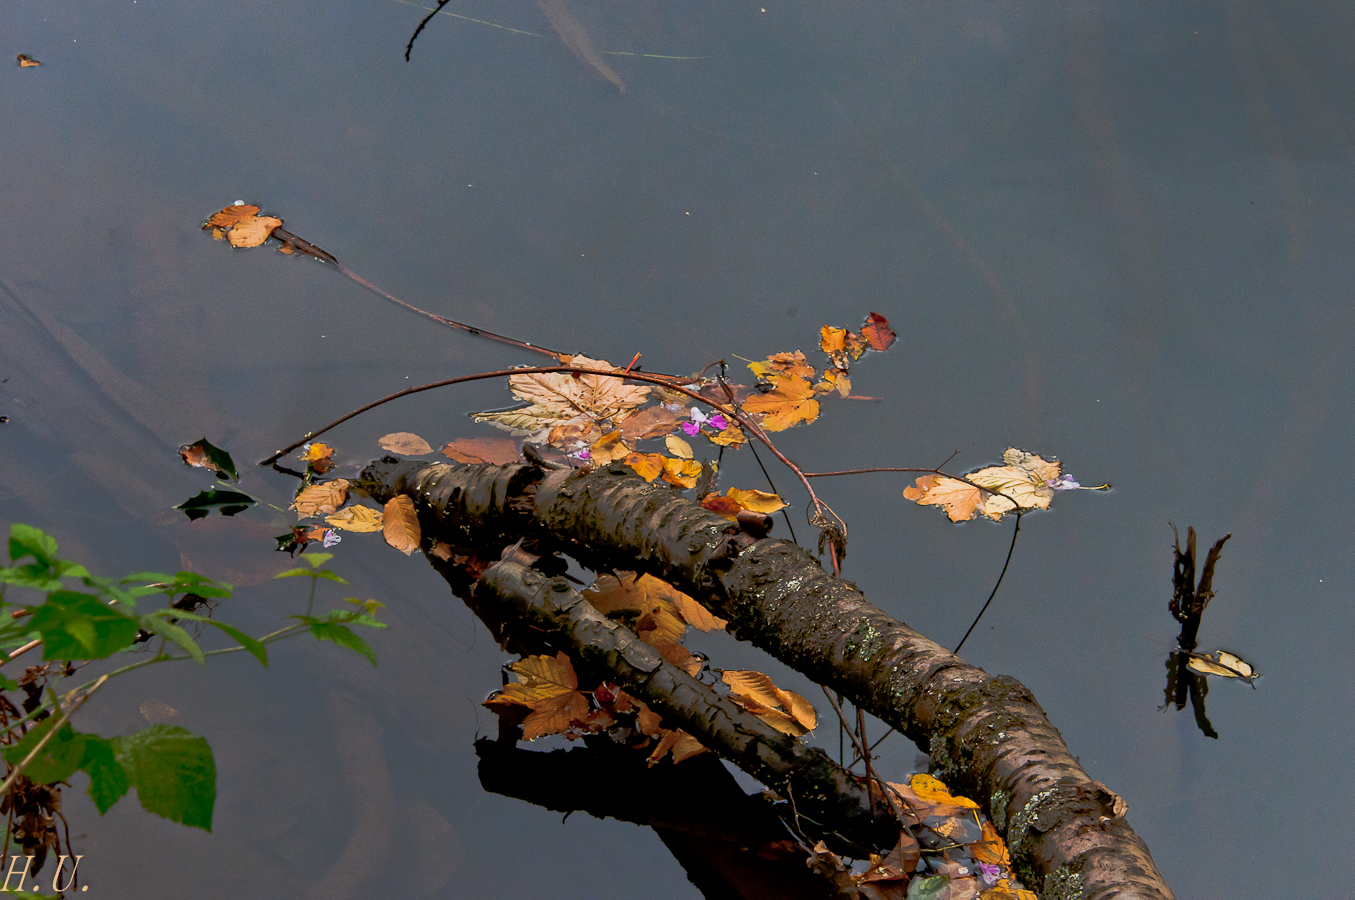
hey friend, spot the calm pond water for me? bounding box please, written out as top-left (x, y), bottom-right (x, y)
top-left (4, 3), bottom-right (1353, 898)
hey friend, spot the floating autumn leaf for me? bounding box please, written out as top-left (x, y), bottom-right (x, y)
top-left (647, 728), bottom-right (707, 765)
top-left (904, 448), bottom-right (1090, 522)
top-left (656, 641), bottom-right (706, 676)
top-left (292, 479), bottom-right (350, 518)
top-left (588, 430), bottom-right (631, 465)
top-left (664, 434), bottom-right (694, 459)
top-left (820, 325), bottom-right (867, 361)
top-left (660, 456), bottom-right (703, 488)
top-left (483, 652), bottom-right (591, 741)
top-left (584, 573), bottom-right (693, 645)
top-left (479, 355), bottom-right (653, 439)
top-left (813, 367), bottom-right (851, 398)
top-left (721, 670), bottom-right (817, 736)
top-left (441, 436), bottom-right (520, 465)
top-left (178, 437), bottom-right (239, 482)
top-left (624, 452), bottom-right (665, 482)
top-left (701, 494), bottom-right (743, 518)
top-left (748, 351), bottom-right (816, 381)
top-left (17, 54), bottom-right (40, 67)
top-left (861, 312), bottom-right (897, 351)
top-left (618, 405), bottom-right (681, 441)
top-left (299, 442), bottom-right (336, 475)
top-left (1186, 649), bottom-right (1257, 682)
top-left (708, 419), bottom-right (746, 446)
top-left (203, 203), bottom-right (283, 248)
top-left (325, 505), bottom-right (384, 533)
top-left (742, 376), bottom-right (819, 432)
top-left (726, 487), bottom-right (787, 515)
top-left (382, 494), bottom-right (421, 555)
top-left (909, 773), bottom-right (981, 810)
top-left (980, 883), bottom-right (1039, 900)
top-left (378, 432), bottom-right (434, 456)
top-left (969, 821), bottom-right (1011, 868)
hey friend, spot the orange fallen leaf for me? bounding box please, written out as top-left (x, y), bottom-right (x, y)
top-left (589, 430), bottom-right (631, 465)
top-left (701, 494), bottom-right (743, 518)
top-left (909, 773), bottom-right (980, 809)
top-left (382, 494), bottom-right (421, 555)
top-left (820, 326), bottom-right (849, 354)
top-left (659, 456), bottom-right (703, 488)
top-left (378, 432), bottom-right (434, 456)
top-left (441, 436), bottom-right (520, 464)
top-left (292, 479), bottom-right (350, 518)
top-left (299, 442), bottom-right (336, 474)
top-left (656, 642), bottom-right (705, 676)
top-left (624, 452), bottom-right (665, 482)
top-left (584, 573), bottom-right (691, 646)
top-left (862, 312), bottom-right (897, 351)
top-left (708, 420), bottom-right (746, 447)
top-left (742, 376), bottom-right (819, 431)
top-left (969, 821), bottom-right (1011, 868)
top-left (904, 448), bottom-right (1074, 522)
top-left (647, 728), bottom-right (707, 765)
top-left (748, 351), bottom-right (816, 381)
top-left (483, 652), bottom-right (591, 740)
top-left (721, 670), bottom-right (817, 735)
top-left (203, 204), bottom-right (283, 248)
top-left (17, 54), bottom-right (40, 68)
top-left (725, 487), bottom-right (787, 514)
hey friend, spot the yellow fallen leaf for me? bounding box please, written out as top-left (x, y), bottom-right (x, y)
top-left (325, 505), bottom-right (384, 533)
top-left (742, 376), bottom-right (819, 432)
top-left (725, 487), bottom-right (786, 514)
top-left (909, 773), bottom-right (980, 809)
top-left (659, 457), bottom-right (703, 488)
top-left (664, 435), bottom-right (694, 459)
top-left (623, 452), bottom-right (665, 482)
top-left (292, 479), bottom-right (350, 518)
top-left (1186, 650), bottom-right (1257, 680)
top-left (721, 670), bottom-right (816, 735)
top-left (748, 351), bottom-right (816, 381)
top-left (382, 495), bottom-right (421, 555)
top-left (905, 448), bottom-right (1071, 522)
top-left (584, 573), bottom-right (688, 646)
top-left (903, 474), bottom-right (986, 523)
top-left (708, 420), bottom-right (746, 446)
top-left (969, 821), bottom-right (1011, 868)
top-left (669, 592), bottom-right (727, 633)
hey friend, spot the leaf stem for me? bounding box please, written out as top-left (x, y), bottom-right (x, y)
top-left (953, 512), bottom-right (1023, 655)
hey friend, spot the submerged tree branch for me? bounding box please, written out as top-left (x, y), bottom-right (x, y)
top-left (360, 459), bottom-right (1176, 899)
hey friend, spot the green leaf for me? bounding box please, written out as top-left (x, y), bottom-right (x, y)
top-left (302, 553), bottom-right (334, 568)
top-left (274, 567), bottom-right (347, 584)
top-left (79, 574), bottom-right (139, 608)
top-left (122, 570), bottom-right (232, 600)
top-left (306, 621), bottom-right (377, 665)
top-left (29, 591), bottom-right (140, 660)
top-left (178, 438), bottom-right (240, 482)
top-left (112, 725), bottom-right (215, 831)
top-left (8, 524), bottom-right (57, 565)
top-left (174, 489), bottom-right (256, 522)
top-left (170, 612), bottom-right (267, 667)
top-left (0, 675), bottom-right (18, 692)
top-left (138, 614), bottom-right (205, 664)
top-left (76, 734), bottom-right (131, 814)
top-left (4, 720), bottom-right (85, 784)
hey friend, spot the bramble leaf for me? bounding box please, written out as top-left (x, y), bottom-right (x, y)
top-left (112, 725), bottom-right (215, 830)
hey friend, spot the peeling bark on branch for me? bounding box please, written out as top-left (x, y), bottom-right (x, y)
top-left (359, 459), bottom-right (1176, 900)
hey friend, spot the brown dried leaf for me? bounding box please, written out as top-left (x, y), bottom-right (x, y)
top-left (708, 420), bottom-right (746, 446)
top-left (292, 479), bottom-right (351, 518)
top-left (669, 592), bottom-right (727, 633)
top-left (618, 405), bottom-right (681, 441)
top-left (721, 670), bottom-right (817, 735)
top-left (226, 214), bottom-right (282, 248)
top-left (589, 430), bottom-right (631, 465)
top-left (903, 474), bottom-right (986, 523)
top-left (482, 652), bottom-right (591, 740)
top-left (382, 494), bottom-right (421, 555)
top-left (748, 351), bottom-right (816, 381)
top-left (584, 573), bottom-right (688, 646)
top-left (440, 436), bottom-right (521, 465)
top-left (862, 312), bottom-right (897, 351)
top-left (656, 642), bottom-right (704, 676)
top-left (378, 432), bottom-right (434, 456)
top-left (17, 55), bottom-right (41, 67)
top-left (510, 355), bottom-right (651, 422)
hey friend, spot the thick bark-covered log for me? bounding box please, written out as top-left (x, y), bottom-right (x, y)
top-left (360, 459), bottom-right (1175, 900)
top-left (473, 559), bottom-right (900, 852)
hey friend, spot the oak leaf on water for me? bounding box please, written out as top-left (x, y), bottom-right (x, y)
top-left (720, 670), bottom-right (817, 736)
top-left (482, 652), bottom-right (591, 741)
top-left (382, 495), bottom-right (421, 555)
top-left (742, 375), bottom-right (819, 432)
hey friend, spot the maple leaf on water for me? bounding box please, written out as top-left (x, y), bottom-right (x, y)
top-left (903, 448), bottom-right (1091, 522)
top-left (203, 203), bottom-right (283, 248)
top-left (720, 670), bottom-right (817, 736)
top-left (748, 351), bottom-right (816, 382)
top-left (299, 442), bottom-right (336, 475)
top-left (483, 652), bottom-right (591, 741)
top-left (742, 376), bottom-right (819, 432)
top-left (473, 356), bottom-right (649, 444)
top-left (861, 311), bottom-right (897, 351)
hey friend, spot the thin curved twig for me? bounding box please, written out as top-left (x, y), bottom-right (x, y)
top-left (405, 0), bottom-right (455, 60)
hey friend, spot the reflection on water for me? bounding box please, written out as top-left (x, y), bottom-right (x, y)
top-left (4, 2), bottom-right (1355, 897)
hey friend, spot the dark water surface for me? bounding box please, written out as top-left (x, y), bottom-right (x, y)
top-left (4, 3), bottom-right (1353, 897)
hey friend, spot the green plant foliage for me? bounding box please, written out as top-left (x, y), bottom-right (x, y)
top-left (111, 725), bottom-right (216, 831)
top-left (293, 609), bottom-right (385, 666)
top-left (3, 720), bottom-right (85, 784)
top-left (28, 591), bottom-right (140, 660)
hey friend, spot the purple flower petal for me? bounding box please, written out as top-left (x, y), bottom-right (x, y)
top-left (577, 450), bottom-right (591, 460)
top-left (322, 529), bottom-right (341, 548)
top-left (978, 863), bottom-right (1002, 885)
top-left (708, 414), bottom-right (728, 431)
top-left (1047, 473), bottom-right (1080, 491)
top-left (681, 421), bottom-right (701, 436)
